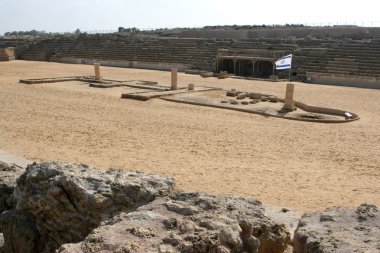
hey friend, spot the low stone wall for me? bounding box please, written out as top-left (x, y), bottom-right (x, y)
top-left (306, 72), bottom-right (380, 89)
top-left (50, 57), bottom-right (191, 72)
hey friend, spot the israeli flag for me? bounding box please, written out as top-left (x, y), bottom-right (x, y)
top-left (275, 54), bottom-right (292, 70)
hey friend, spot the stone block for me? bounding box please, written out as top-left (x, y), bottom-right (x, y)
top-left (250, 93), bottom-right (262, 99)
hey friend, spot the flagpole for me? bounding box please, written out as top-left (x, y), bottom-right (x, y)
top-left (288, 54), bottom-right (292, 82)
top-left (275, 54), bottom-right (292, 82)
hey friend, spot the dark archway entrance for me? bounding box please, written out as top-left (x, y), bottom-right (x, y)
top-left (216, 49), bottom-right (285, 79)
top-left (220, 59), bottom-right (234, 74)
top-left (254, 61), bottom-right (274, 78)
top-left (237, 60), bottom-right (253, 76)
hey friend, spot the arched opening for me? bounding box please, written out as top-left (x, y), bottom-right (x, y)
top-left (254, 61), bottom-right (274, 78)
top-left (237, 60), bottom-right (253, 76)
top-left (220, 59), bottom-right (234, 74)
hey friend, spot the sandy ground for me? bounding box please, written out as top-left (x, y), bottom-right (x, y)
top-left (0, 60), bottom-right (379, 211)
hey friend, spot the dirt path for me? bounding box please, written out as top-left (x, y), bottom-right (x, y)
top-left (0, 61), bottom-right (379, 211)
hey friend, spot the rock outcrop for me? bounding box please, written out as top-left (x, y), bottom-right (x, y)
top-left (1, 160), bottom-right (379, 253)
top-left (0, 161), bottom-right (25, 213)
top-left (0, 162), bottom-right (174, 253)
top-left (293, 204), bottom-right (380, 253)
top-left (58, 192), bottom-right (291, 253)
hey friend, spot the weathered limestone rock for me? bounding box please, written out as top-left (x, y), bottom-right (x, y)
top-left (59, 192), bottom-right (291, 253)
top-left (226, 89), bottom-right (237, 97)
top-left (0, 161), bottom-right (25, 213)
top-left (218, 71), bottom-right (229, 79)
top-left (1, 162), bottom-right (174, 253)
top-left (188, 83), bottom-right (195, 90)
top-left (236, 93), bottom-right (247, 100)
top-left (250, 93), bottom-right (262, 99)
top-left (293, 204), bottom-right (380, 253)
top-left (200, 72), bottom-right (214, 78)
top-left (268, 96), bottom-right (279, 103)
top-left (0, 210), bottom-right (40, 253)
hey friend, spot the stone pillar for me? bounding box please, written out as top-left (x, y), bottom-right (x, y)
top-left (283, 83), bottom-right (296, 111)
top-left (94, 63), bottom-right (101, 81)
top-left (233, 60), bottom-right (237, 75)
top-left (171, 68), bottom-right (178, 90)
top-left (252, 60), bottom-right (255, 77)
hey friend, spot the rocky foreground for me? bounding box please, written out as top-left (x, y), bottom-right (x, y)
top-left (0, 161), bottom-right (379, 253)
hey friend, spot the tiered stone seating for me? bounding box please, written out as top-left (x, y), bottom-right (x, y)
top-left (16, 34), bottom-right (380, 79)
top-left (294, 39), bottom-right (380, 77)
top-left (0, 38), bottom-right (29, 51)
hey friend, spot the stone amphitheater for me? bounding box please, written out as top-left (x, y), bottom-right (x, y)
top-left (0, 26), bottom-right (380, 253)
top-left (2, 26), bottom-right (380, 88)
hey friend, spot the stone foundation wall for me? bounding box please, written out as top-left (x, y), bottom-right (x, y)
top-left (306, 72), bottom-right (380, 89)
top-left (51, 57), bottom-right (191, 71)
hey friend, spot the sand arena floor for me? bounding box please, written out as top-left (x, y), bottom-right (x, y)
top-left (0, 61), bottom-right (379, 211)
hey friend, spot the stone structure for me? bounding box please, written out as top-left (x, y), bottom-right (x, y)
top-left (0, 162), bottom-right (174, 252)
top-left (59, 192), bottom-right (292, 253)
top-left (171, 68), bottom-right (178, 90)
top-left (293, 204), bottom-right (380, 253)
top-left (94, 63), bottom-right (101, 81)
top-left (0, 161), bottom-right (25, 213)
top-left (12, 31), bottom-right (380, 87)
top-left (0, 47), bottom-right (15, 61)
top-left (216, 49), bottom-right (283, 78)
top-left (283, 83), bottom-right (296, 111)
top-left (0, 159), bottom-right (378, 252)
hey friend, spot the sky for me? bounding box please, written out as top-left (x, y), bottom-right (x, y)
top-left (0, 0), bottom-right (380, 34)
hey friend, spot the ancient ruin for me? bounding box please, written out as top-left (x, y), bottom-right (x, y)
top-left (2, 26), bottom-right (380, 88)
top-left (283, 83), bottom-right (296, 111)
top-left (18, 71), bottom-right (359, 123)
top-left (1, 25), bottom-right (379, 252)
top-left (0, 159), bottom-right (378, 253)
top-left (94, 63), bottom-right (101, 81)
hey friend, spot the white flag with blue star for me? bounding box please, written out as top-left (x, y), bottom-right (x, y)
top-left (275, 54), bottom-right (292, 70)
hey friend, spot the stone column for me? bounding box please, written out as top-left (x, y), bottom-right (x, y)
top-left (283, 83), bottom-right (296, 111)
top-left (94, 63), bottom-right (101, 81)
top-left (233, 60), bottom-right (237, 75)
top-left (252, 60), bottom-right (255, 77)
top-left (171, 68), bottom-right (178, 90)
